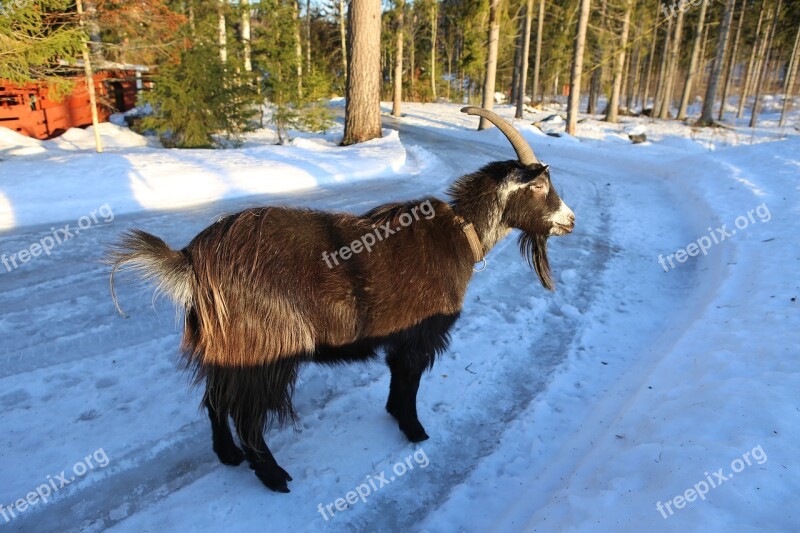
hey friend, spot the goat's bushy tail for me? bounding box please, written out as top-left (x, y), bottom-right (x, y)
top-left (107, 230), bottom-right (194, 317)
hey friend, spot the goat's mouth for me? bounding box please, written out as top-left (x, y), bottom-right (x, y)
top-left (551, 222), bottom-right (574, 236)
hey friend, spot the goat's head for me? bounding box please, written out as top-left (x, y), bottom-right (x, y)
top-left (459, 107), bottom-right (575, 290)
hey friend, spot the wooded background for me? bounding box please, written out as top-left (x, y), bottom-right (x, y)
top-left (2, 0), bottom-right (799, 146)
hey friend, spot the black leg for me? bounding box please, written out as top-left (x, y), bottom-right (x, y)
top-left (385, 348), bottom-right (431, 443)
top-left (204, 394), bottom-right (245, 466)
top-left (234, 416), bottom-right (293, 493)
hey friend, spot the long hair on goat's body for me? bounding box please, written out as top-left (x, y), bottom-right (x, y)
top-left (179, 200), bottom-right (476, 368)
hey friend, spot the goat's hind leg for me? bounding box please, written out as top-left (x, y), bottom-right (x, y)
top-left (204, 393), bottom-right (245, 466)
top-left (220, 357), bottom-right (300, 493)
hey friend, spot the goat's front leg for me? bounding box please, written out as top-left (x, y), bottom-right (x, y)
top-left (235, 416), bottom-right (293, 493)
top-left (385, 348), bottom-right (430, 442)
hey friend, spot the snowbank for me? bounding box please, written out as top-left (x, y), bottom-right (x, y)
top-left (0, 125), bottom-right (407, 231)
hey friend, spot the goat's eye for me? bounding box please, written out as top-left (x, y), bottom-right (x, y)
top-left (531, 183), bottom-right (545, 192)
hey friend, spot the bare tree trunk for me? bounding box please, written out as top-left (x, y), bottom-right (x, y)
top-left (187, 0), bottom-right (196, 38)
top-left (511, 25), bottom-right (522, 105)
top-left (699, 0), bottom-right (735, 126)
top-left (642, 9), bottom-right (659, 110)
top-left (242, 0), bottom-right (252, 72)
top-left (678, 0), bottom-right (708, 119)
top-left (76, 0), bottom-right (103, 153)
top-left (718, 0), bottom-right (743, 121)
top-left (779, 23), bottom-right (800, 127)
top-left (652, 15), bottom-right (672, 118)
top-left (478, 0), bottom-right (501, 130)
top-left (343, 0), bottom-right (382, 145)
top-left (340, 0), bottom-right (348, 75)
top-left (659, 7), bottom-right (684, 119)
top-left (293, 0), bottom-right (304, 97)
top-left (750, 0), bottom-right (781, 128)
top-left (566, 0), bottom-right (591, 135)
top-left (606, 0), bottom-right (632, 123)
top-left (516, 0), bottom-right (534, 118)
top-left (306, 0), bottom-right (312, 74)
top-left (737, 4), bottom-right (765, 118)
top-left (392, 0), bottom-right (404, 117)
top-left (430, 0), bottom-right (438, 100)
top-left (218, 0), bottom-right (228, 64)
top-left (532, 0), bottom-right (544, 104)
top-left (410, 11), bottom-right (417, 100)
top-left (588, 0), bottom-right (607, 115)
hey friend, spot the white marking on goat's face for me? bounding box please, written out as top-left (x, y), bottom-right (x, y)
top-left (501, 164), bottom-right (575, 238)
top-left (548, 200), bottom-right (575, 236)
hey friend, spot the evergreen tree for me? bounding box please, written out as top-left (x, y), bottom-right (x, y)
top-left (0, 0), bottom-right (84, 89)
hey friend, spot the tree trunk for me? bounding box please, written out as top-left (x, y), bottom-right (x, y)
top-left (718, 0), bottom-right (743, 121)
top-left (652, 15), bottom-right (672, 118)
top-left (478, 0), bottom-right (501, 130)
top-left (588, 0), bottom-right (607, 115)
top-left (218, 0), bottom-right (228, 64)
top-left (641, 9), bottom-right (659, 110)
top-left (737, 4), bottom-right (765, 118)
top-left (242, 0), bottom-right (252, 72)
top-left (410, 11), bottom-right (417, 100)
top-left (606, 0), bottom-right (632, 123)
top-left (392, 0), bottom-right (404, 116)
top-left (779, 23), bottom-right (800, 127)
top-left (511, 25), bottom-right (522, 105)
top-left (516, 0), bottom-right (534, 118)
top-left (343, 0), bottom-right (382, 145)
top-left (566, 0), bottom-right (591, 136)
top-left (430, 0), bottom-right (438, 101)
top-left (750, 0), bottom-right (781, 128)
top-left (677, 0), bottom-right (708, 119)
top-left (293, 0), bottom-right (304, 97)
top-left (306, 0), bottom-right (312, 74)
top-left (659, 7), bottom-right (683, 119)
top-left (699, 0), bottom-right (735, 126)
top-left (532, 0), bottom-right (544, 104)
top-left (340, 0), bottom-right (348, 76)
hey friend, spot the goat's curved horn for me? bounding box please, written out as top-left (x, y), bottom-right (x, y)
top-left (461, 106), bottom-right (538, 166)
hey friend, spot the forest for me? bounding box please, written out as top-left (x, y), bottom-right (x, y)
top-left (3, 0), bottom-right (798, 146)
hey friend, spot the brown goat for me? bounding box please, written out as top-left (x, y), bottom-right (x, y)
top-left (108, 107), bottom-right (575, 493)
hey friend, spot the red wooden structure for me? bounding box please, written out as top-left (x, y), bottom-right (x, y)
top-left (0, 70), bottom-right (142, 140)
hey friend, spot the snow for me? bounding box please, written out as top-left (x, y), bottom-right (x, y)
top-left (0, 100), bottom-right (798, 531)
top-left (0, 123), bottom-right (406, 231)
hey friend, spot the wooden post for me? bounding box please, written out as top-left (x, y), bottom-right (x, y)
top-left (76, 0), bottom-right (103, 153)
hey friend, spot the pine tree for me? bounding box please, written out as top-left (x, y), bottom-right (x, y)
top-left (0, 0), bottom-right (84, 89)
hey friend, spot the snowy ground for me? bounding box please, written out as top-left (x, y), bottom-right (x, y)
top-left (0, 101), bottom-right (798, 532)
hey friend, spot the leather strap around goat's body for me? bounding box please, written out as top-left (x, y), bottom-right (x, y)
top-left (453, 215), bottom-right (484, 264)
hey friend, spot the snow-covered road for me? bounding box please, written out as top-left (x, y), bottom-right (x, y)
top-left (1, 108), bottom-right (796, 532)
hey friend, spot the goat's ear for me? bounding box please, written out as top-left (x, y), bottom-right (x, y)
top-left (523, 164), bottom-right (549, 182)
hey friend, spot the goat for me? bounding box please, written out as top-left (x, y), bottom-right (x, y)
top-left (108, 107), bottom-right (575, 493)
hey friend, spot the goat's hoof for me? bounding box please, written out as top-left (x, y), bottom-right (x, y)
top-left (401, 421), bottom-right (430, 443)
top-left (214, 445), bottom-right (245, 466)
top-left (251, 462), bottom-right (293, 493)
